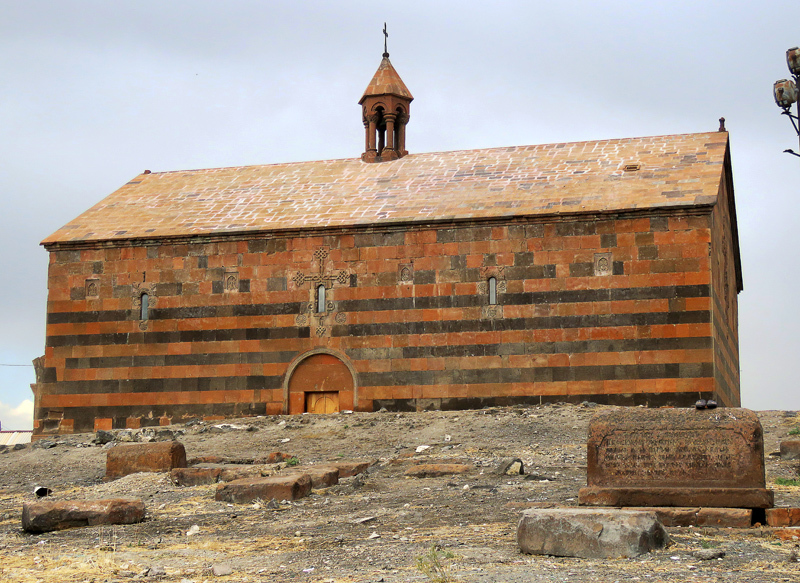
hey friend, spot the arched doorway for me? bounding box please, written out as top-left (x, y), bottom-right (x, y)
top-left (285, 351), bottom-right (356, 414)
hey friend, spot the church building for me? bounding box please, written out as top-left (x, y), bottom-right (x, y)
top-left (33, 51), bottom-right (742, 436)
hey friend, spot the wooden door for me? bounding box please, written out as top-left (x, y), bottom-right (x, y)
top-left (287, 353), bottom-right (354, 414)
top-left (306, 391), bottom-right (339, 414)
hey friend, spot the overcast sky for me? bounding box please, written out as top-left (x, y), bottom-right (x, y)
top-left (1, 1), bottom-right (797, 429)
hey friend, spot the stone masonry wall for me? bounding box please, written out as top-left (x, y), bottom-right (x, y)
top-left (35, 210), bottom-right (733, 435)
top-left (710, 177), bottom-right (741, 407)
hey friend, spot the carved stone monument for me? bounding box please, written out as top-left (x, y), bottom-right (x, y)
top-left (578, 408), bottom-right (773, 509)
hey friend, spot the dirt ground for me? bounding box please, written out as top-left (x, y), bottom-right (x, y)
top-left (1, 404), bottom-right (800, 583)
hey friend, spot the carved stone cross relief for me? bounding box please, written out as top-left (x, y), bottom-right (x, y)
top-left (293, 247), bottom-right (350, 337)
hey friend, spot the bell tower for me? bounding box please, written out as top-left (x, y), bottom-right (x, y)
top-left (359, 25), bottom-right (413, 163)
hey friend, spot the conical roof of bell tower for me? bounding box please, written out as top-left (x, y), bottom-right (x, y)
top-left (359, 55), bottom-right (414, 104)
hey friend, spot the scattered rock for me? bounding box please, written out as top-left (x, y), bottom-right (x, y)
top-left (353, 516), bottom-right (376, 524)
top-left (692, 549), bottom-right (725, 560)
top-left (780, 441), bottom-right (800, 461)
top-left (138, 428), bottom-right (177, 442)
top-left (116, 430), bottom-right (135, 442)
top-left (94, 430), bottom-right (115, 445)
top-left (32, 440), bottom-right (57, 450)
top-left (496, 457), bottom-right (524, 475)
top-left (405, 464), bottom-right (473, 478)
top-left (211, 564), bottom-right (233, 576)
top-left (146, 565), bottom-right (167, 578)
top-left (22, 498), bottom-right (146, 533)
top-left (525, 473), bottom-right (556, 481)
top-left (517, 508), bottom-right (669, 559)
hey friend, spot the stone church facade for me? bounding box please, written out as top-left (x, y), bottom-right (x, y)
top-left (33, 55), bottom-right (742, 436)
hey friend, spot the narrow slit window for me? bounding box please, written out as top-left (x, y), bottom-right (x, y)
top-left (316, 285), bottom-right (326, 313)
top-left (488, 277), bottom-right (497, 305)
top-left (140, 293), bottom-right (149, 320)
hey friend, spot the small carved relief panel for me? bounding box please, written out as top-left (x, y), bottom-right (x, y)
top-left (224, 270), bottom-right (239, 293)
top-left (399, 263), bottom-right (414, 283)
top-left (477, 266), bottom-right (507, 294)
top-left (593, 253), bottom-right (613, 276)
top-left (481, 304), bottom-right (503, 320)
top-left (85, 278), bottom-right (100, 298)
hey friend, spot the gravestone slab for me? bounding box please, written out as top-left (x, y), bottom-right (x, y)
top-left (106, 441), bottom-right (187, 480)
top-left (578, 408), bottom-right (773, 509)
top-left (22, 498), bottom-right (145, 533)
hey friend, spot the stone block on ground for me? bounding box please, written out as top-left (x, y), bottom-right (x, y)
top-left (188, 455), bottom-right (226, 465)
top-left (517, 508), bottom-right (669, 559)
top-left (578, 408), bottom-right (773, 509)
top-left (215, 474), bottom-right (311, 504)
top-left (780, 441), bottom-right (800, 461)
top-left (766, 508), bottom-right (800, 527)
top-left (774, 527), bottom-right (800, 541)
top-left (332, 460), bottom-right (372, 477)
top-left (261, 452), bottom-right (295, 464)
top-left (579, 487), bottom-right (773, 509)
top-left (696, 507), bottom-right (752, 528)
top-left (22, 498), bottom-right (145, 533)
top-left (301, 466), bottom-right (340, 488)
top-left (106, 441), bottom-right (187, 480)
top-left (218, 466), bottom-right (265, 482)
top-left (627, 507), bottom-right (752, 528)
top-left (404, 464), bottom-right (473, 478)
top-left (170, 467), bottom-right (222, 486)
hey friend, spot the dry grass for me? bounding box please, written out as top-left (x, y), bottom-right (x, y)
top-left (0, 549), bottom-right (134, 583)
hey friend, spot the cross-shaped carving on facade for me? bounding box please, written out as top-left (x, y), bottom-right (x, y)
top-left (293, 247), bottom-right (350, 336)
top-left (292, 248), bottom-right (349, 288)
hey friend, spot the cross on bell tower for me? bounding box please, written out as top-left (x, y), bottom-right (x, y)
top-left (359, 25), bottom-right (413, 163)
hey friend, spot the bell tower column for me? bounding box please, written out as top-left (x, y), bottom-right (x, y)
top-left (363, 114), bottom-right (379, 162)
top-left (382, 112), bottom-right (398, 160)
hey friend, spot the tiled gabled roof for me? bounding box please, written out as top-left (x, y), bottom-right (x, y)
top-left (42, 131), bottom-right (728, 245)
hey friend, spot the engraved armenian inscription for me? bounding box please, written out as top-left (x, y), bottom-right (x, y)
top-left (597, 428), bottom-right (745, 486)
